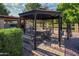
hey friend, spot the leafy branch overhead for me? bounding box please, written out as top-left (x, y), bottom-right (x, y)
top-left (25, 3), bottom-right (42, 11)
top-left (0, 3), bottom-right (10, 15)
top-left (57, 3), bottom-right (79, 23)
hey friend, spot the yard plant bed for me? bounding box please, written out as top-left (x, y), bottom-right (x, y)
top-left (0, 28), bottom-right (23, 56)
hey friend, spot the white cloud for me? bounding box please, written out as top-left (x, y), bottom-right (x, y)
top-left (4, 3), bottom-right (57, 16)
top-left (4, 3), bottom-right (25, 16)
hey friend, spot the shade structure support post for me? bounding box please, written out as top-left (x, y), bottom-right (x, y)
top-left (52, 19), bottom-right (54, 34)
top-left (18, 18), bottom-right (21, 28)
top-left (23, 19), bottom-right (26, 33)
top-left (43, 20), bottom-right (45, 29)
top-left (17, 19), bottom-right (20, 27)
top-left (18, 18), bottom-right (26, 33)
top-left (33, 19), bottom-right (35, 28)
top-left (39, 20), bottom-right (41, 27)
top-left (33, 13), bottom-right (37, 50)
top-left (58, 16), bottom-right (62, 47)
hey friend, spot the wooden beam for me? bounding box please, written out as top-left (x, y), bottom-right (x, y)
top-left (33, 13), bottom-right (37, 50)
top-left (58, 16), bottom-right (62, 47)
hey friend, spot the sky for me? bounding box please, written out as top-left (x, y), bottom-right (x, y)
top-left (4, 3), bottom-right (57, 17)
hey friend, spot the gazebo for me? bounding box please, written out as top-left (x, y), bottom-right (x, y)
top-left (0, 15), bottom-right (19, 28)
top-left (19, 9), bottom-right (62, 50)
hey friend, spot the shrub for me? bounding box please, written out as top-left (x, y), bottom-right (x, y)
top-left (0, 28), bottom-right (23, 56)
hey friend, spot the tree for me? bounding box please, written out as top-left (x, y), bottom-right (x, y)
top-left (57, 3), bottom-right (79, 34)
top-left (0, 3), bottom-right (10, 15)
top-left (25, 3), bottom-right (42, 11)
top-left (57, 3), bottom-right (79, 23)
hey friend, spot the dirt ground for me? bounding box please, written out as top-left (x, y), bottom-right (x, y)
top-left (64, 32), bottom-right (79, 55)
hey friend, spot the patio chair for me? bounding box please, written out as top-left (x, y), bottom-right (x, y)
top-left (43, 30), bottom-right (52, 46)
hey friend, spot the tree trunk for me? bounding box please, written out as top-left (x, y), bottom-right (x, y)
top-left (70, 23), bottom-right (72, 37)
top-left (66, 22), bottom-right (72, 40)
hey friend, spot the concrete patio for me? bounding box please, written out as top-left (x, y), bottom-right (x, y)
top-left (22, 32), bottom-right (79, 56)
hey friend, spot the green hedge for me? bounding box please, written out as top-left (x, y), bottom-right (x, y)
top-left (0, 28), bottom-right (23, 56)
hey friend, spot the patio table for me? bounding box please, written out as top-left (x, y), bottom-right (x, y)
top-left (36, 29), bottom-right (52, 42)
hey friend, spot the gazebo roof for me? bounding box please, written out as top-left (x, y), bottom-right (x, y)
top-left (19, 9), bottom-right (62, 20)
top-left (0, 15), bottom-right (19, 21)
top-left (0, 15), bottom-right (19, 19)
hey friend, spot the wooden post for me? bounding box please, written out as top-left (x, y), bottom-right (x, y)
top-left (43, 20), bottom-right (45, 29)
top-left (23, 19), bottom-right (26, 33)
top-left (17, 19), bottom-right (19, 27)
top-left (33, 19), bottom-right (35, 27)
top-left (78, 22), bottom-right (79, 32)
top-left (75, 23), bottom-right (78, 32)
top-left (52, 20), bottom-right (54, 34)
top-left (34, 13), bottom-right (37, 50)
top-left (0, 19), bottom-right (4, 28)
top-left (18, 18), bottom-right (21, 28)
top-left (58, 16), bottom-right (62, 47)
top-left (40, 20), bottom-right (41, 28)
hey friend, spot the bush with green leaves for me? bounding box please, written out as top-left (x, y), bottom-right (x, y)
top-left (0, 28), bottom-right (23, 56)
